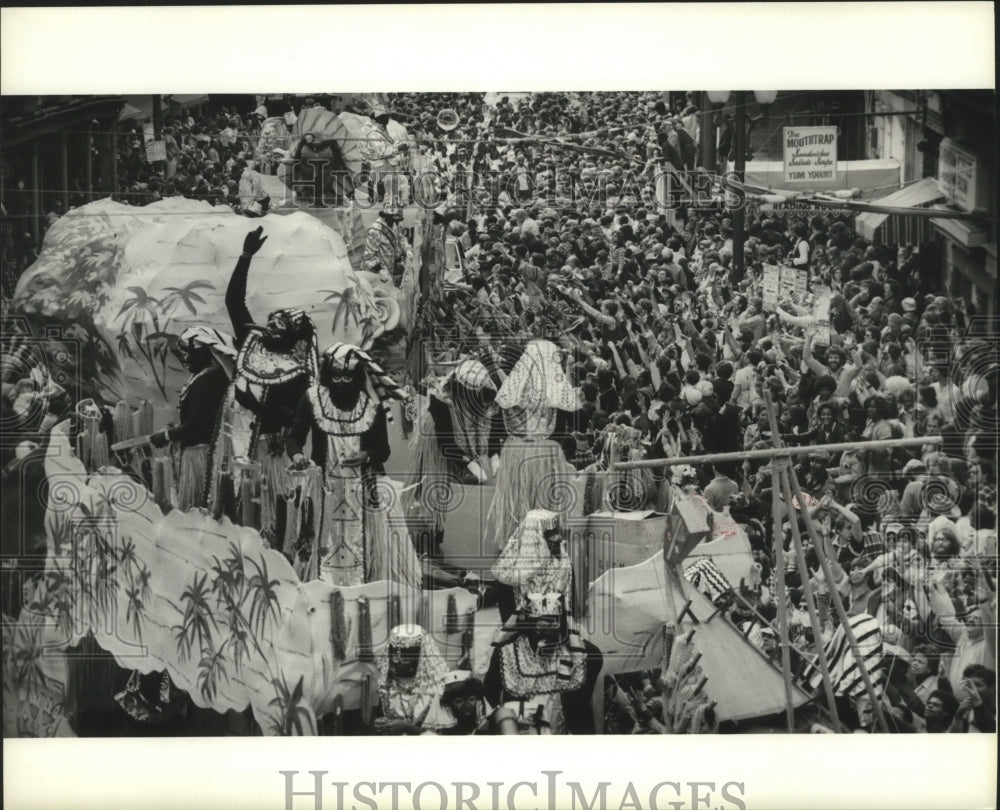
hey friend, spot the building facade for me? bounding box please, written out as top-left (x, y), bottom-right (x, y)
top-left (865, 90), bottom-right (996, 317)
top-left (1, 96), bottom-right (126, 242)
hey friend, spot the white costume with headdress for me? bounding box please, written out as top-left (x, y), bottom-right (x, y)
top-left (377, 625), bottom-right (454, 731)
top-left (486, 340), bottom-right (581, 550)
top-left (291, 343), bottom-right (421, 588)
top-left (492, 509), bottom-right (573, 613)
top-left (404, 358), bottom-right (497, 535)
top-left (487, 593), bottom-right (588, 735)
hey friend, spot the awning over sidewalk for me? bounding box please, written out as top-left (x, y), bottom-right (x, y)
top-left (166, 94), bottom-right (210, 109)
top-left (856, 177), bottom-right (944, 242)
top-left (734, 159), bottom-right (902, 195)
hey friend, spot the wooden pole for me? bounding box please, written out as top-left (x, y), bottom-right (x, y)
top-left (770, 450), bottom-right (796, 733)
top-left (699, 92), bottom-right (715, 171)
top-left (733, 91), bottom-right (746, 278)
top-left (760, 394), bottom-right (840, 729)
top-left (785, 463), bottom-right (892, 733)
top-left (613, 435), bottom-right (940, 471)
top-left (775, 463), bottom-right (841, 729)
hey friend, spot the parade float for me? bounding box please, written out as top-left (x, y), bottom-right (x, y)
top-left (10, 196), bottom-right (404, 412)
top-left (1, 195), bottom-right (440, 737)
top-left (276, 104), bottom-right (414, 270)
top-left (2, 420), bottom-right (478, 737)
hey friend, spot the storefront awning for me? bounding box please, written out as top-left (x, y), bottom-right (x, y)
top-left (166, 94), bottom-right (210, 109)
top-left (733, 158), bottom-right (902, 195)
top-left (855, 177), bottom-right (944, 242)
top-left (931, 204), bottom-right (991, 248)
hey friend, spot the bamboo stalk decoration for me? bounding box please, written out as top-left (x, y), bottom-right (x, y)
top-left (287, 486), bottom-right (300, 554)
top-left (678, 650), bottom-right (702, 683)
top-left (360, 674), bottom-right (373, 726)
top-left (112, 400), bottom-right (134, 444)
top-left (260, 479), bottom-right (275, 547)
top-left (357, 597), bottom-right (374, 663)
top-left (445, 593), bottom-right (459, 636)
top-left (91, 433), bottom-right (109, 471)
top-left (77, 407), bottom-right (100, 470)
top-left (389, 594), bottom-right (402, 630)
top-left (460, 607), bottom-right (476, 669)
top-left (136, 400), bottom-right (154, 437)
top-left (330, 590), bottom-right (347, 662)
top-left (240, 477), bottom-right (256, 528)
top-left (161, 456), bottom-right (175, 508)
top-left (151, 457), bottom-right (168, 509)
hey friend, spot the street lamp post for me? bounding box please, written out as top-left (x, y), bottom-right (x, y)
top-left (733, 91), bottom-right (747, 278)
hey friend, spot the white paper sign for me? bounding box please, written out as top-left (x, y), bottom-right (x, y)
top-left (783, 125), bottom-right (838, 184)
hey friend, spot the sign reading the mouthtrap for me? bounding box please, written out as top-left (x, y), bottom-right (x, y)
top-left (783, 126), bottom-right (838, 184)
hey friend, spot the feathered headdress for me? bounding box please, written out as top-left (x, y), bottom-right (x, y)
top-left (321, 342), bottom-right (407, 415)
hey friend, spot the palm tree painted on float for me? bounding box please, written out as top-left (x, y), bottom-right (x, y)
top-left (113, 280), bottom-right (215, 399)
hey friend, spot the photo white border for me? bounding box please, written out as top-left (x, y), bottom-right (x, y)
top-left (2, 4), bottom-right (997, 810)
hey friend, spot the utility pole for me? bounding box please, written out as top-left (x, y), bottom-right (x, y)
top-left (699, 92), bottom-right (715, 172)
top-left (733, 91), bottom-right (747, 278)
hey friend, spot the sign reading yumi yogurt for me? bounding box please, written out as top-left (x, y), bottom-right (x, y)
top-left (783, 126), bottom-right (838, 184)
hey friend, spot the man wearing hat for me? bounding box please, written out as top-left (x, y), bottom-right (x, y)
top-left (374, 625), bottom-right (453, 735)
top-left (149, 326), bottom-right (236, 511)
top-left (287, 343), bottom-right (420, 587)
top-left (423, 670), bottom-right (492, 735)
top-left (900, 296), bottom-right (918, 330)
top-left (492, 509), bottom-right (574, 622)
top-left (404, 358), bottom-right (500, 552)
top-left (361, 201), bottom-right (411, 287)
top-left (804, 332), bottom-right (862, 399)
top-left (483, 592), bottom-right (603, 735)
top-left (207, 227), bottom-right (320, 538)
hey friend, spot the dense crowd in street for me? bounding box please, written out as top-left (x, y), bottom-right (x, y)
top-left (388, 90), bottom-right (997, 734)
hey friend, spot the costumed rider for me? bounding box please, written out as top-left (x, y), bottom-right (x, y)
top-left (373, 624), bottom-right (454, 735)
top-left (149, 327), bottom-right (236, 511)
top-left (492, 508), bottom-right (574, 623)
top-left (360, 201), bottom-right (411, 288)
top-left (207, 226), bottom-right (320, 541)
top-left (403, 358), bottom-right (500, 550)
top-left (421, 670), bottom-right (492, 735)
top-left (485, 339), bottom-right (582, 553)
top-left (483, 592), bottom-right (603, 735)
top-left (286, 343), bottom-right (422, 588)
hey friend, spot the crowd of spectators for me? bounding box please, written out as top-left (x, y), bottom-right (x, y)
top-left (3, 91), bottom-right (995, 734)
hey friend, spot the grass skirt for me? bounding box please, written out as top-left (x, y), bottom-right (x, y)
top-left (486, 438), bottom-right (575, 551)
top-left (176, 445), bottom-right (209, 512)
top-left (401, 409), bottom-right (455, 535)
